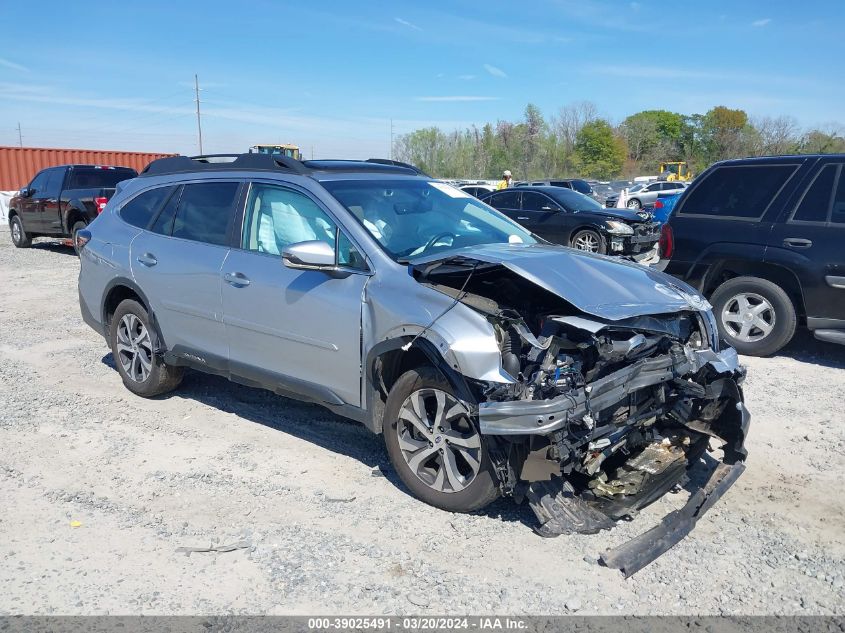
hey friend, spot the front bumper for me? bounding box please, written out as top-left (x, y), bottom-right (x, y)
top-left (478, 346), bottom-right (741, 436)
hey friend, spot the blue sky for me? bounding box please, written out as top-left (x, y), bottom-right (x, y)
top-left (1, 0), bottom-right (843, 158)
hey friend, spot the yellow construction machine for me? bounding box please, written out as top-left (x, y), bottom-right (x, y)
top-left (250, 144), bottom-right (302, 160)
top-left (659, 161), bottom-right (693, 182)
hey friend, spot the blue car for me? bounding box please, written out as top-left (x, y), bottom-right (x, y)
top-left (650, 192), bottom-right (681, 224)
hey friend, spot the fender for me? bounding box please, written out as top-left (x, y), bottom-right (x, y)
top-left (682, 242), bottom-right (769, 293)
top-left (100, 277), bottom-right (169, 353)
top-left (363, 336), bottom-right (477, 434)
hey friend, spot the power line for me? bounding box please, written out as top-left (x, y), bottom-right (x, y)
top-left (194, 74), bottom-right (203, 154)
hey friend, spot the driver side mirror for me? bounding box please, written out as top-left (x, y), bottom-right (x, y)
top-left (20, 187), bottom-right (33, 198)
top-left (282, 240), bottom-right (336, 271)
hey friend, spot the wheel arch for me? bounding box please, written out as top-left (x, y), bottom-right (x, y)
top-left (100, 278), bottom-right (168, 349)
top-left (702, 260), bottom-right (806, 320)
top-left (364, 337), bottom-right (476, 435)
top-left (63, 206), bottom-right (87, 234)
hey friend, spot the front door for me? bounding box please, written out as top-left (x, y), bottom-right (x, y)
top-left (518, 191), bottom-right (568, 244)
top-left (39, 168), bottom-right (64, 235)
top-left (19, 170), bottom-right (49, 232)
top-left (222, 182), bottom-right (370, 407)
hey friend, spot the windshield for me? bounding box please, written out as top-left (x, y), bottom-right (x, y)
top-left (629, 183), bottom-right (646, 193)
top-left (322, 179), bottom-right (537, 262)
top-left (547, 188), bottom-right (606, 212)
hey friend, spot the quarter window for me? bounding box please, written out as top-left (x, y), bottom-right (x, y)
top-left (832, 167), bottom-right (845, 225)
top-left (792, 165), bottom-right (837, 223)
top-left (679, 165), bottom-right (797, 219)
top-left (119, 186), bottom-right (175, 229)
top-left (171, 182), bottom-right (240, 246)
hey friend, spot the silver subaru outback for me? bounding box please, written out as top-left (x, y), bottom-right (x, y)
top-left (77, 154), bottom-right (748, 575)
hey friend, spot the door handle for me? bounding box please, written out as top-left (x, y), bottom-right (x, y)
top-left (783, 238), bottom-right (812, 249)
top-left (517, 216), bottom-right (529, 220)
top-left (136, 252), bottom-right (157, 267)
top-left (223, 271), bottom-right (250, 287)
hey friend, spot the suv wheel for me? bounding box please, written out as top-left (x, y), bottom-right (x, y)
top-left (384, 367), bottom-right (499, 513)
top-left (710, 276), bottom-right (797, 356)
top-left (626, 198), bottom-right (642, 210)
top-left (10, 215), bottom-right (31, 248)
top-left (71, 220), bottom-right (87, 256)
top-left (571, 229), bottom-right (606, 254)
top-left (110, 299), bottom-right (184, 397)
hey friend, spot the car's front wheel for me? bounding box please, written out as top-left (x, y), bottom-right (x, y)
top-left (110, 299), bottom-right (184, 397)
top-left (710, 276), bottom-right (797, 356)
top-left (627, 198), bottom-right (642, 210)
top-left (10, 215), bottom-right (31, 248)
top-left (570, 229), bottom-right (606, 254)
top-left (383, 368), bottom-right (499, 513)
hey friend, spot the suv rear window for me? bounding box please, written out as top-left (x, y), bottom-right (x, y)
top-left (171, 182), bottom-right (240, 246)
top-left (68, 167), bottom-right (137, 189)
top-left (119, 186), bottom-right (175, 229)
top-left (678, 164), bottom-right (798, 219)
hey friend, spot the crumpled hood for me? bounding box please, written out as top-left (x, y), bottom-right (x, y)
top-left (412, 243), bottom-right (709, 321)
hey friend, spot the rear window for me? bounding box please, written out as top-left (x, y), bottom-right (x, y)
top-left (68, 167), bottom-right (137, 189)
top-left (569, 180), bottom-right (593, 195)
top-left (792, 165), bottom-right (837, 223)
top-left (678, 164), bottom-right (797, 219)
top-left (119, 186), bottom-right (175, 229)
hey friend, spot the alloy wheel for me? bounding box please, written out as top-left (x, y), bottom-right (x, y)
top-left (116, 314), bottom-right (153, 382)
top-left (573, 232), bottom-right (600, 252)
top-left (396, 388), bottom-right (482, 493)
top-left (11, 221), bottom-right (21, 243)
top-left (721, 292), bottom-right (776, 343)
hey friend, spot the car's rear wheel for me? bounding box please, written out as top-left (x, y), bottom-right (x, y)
top-left (383, 367), bottom-right (499, 513)
top-left (710, 276), bottom-right (796, 356)
top-left (10, 215), bottom-right (31, 248)
top-left (571, 229), bottom-right (606, 254)
top-left (627, 198), bottom-right (642, 210)
top-left (110, 299), bottom-right (184, 397)
top-left (71, 220), bottom-right (87, 256)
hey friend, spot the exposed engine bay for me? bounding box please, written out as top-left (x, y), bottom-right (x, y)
top-left (413, 256), bottom-right (749, 575)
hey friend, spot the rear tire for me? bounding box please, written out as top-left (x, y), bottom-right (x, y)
top-left (710, 276), bottom-right (796, 356)
top-left (10, 215), bottom-right (31, 248)
top-left (110, 299), bottom-right (183, 397)
top-left (71, 220), bottom-right (87, 256)
top-left (383, 367), bottom-right (499, 513)
top-left (627, 198), bottom-right (642, 210)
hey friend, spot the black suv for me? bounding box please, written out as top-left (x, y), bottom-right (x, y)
top-left (482, 186), bottom-right (659, 257)
top-left (659, 154), bottom-right (845, 356)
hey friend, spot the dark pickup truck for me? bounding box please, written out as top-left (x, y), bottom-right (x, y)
top-left (8, 164), bottom-right (137, 253)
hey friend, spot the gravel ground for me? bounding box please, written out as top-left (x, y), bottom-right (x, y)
top-left (0, 236), bottom-right (843, 616)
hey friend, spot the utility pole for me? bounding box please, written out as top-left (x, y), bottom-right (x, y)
top-left (389, 118), bottom-right (394, 160)
top-left (16, 122), bottom-right (23, 147)
top-left (194, 74), bottom-right (203, 155)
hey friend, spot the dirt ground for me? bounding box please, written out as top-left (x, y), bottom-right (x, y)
top-left (0, 237), bottom-right (843, 616)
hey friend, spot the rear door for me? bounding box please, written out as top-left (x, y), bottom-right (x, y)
top-left (221, 181), bottom-right (370, 406)
top-left (484, 190), bottom-right (521, 220)
top-left (767, 160), bottom-right (845, 323)
top-left (130, 180), bottom-right (242, 368)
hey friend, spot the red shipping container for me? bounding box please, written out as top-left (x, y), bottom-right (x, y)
top-left (0, 146), bottom-right (178, 190)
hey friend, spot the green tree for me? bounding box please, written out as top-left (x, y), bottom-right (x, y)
top-left (574, 120), bottom-right (626, 179)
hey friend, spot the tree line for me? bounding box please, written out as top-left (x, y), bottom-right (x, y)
top-left (393, 102), bottom-right (845, 180)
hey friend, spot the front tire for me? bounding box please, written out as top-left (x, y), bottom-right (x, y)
top-left (627, 198), bottom-right (642, 210)
top-left (710, 276), bottom-right (796, 356)
top-left (110, 299), bottom-right (183, 397)
top-left (10, 215), bottom-right (31, 248)
top-left (383, 368), bottom-right (499, 513)
top-left (570, 229), bottom-right (606, 254)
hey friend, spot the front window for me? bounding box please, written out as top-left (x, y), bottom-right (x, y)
top-left (322, 179), bottom-right (536, 262)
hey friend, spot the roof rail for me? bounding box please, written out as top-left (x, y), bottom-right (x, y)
top-left (365, 158), bottom-right (429, 177)
top-left (139, 153), bottom-right (309, 177)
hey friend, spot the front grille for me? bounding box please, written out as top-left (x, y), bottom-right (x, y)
top-left (635, 222), bottom-right (660, 238)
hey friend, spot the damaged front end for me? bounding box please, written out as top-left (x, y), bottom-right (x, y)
top-left (412, 250), bottom-right (749, 575)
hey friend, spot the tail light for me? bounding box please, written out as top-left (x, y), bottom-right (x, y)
top-left (658, 223), bottom-right (674, 259)
top-left (75, 229), bottom-right (92, 251)
top-left (94, 197), bottom-right (108, 214)
top-left (654, 200), bottom-right (664, 210)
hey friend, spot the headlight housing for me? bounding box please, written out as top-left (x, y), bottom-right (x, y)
top-left (605, 220), bottom-right (634, 235)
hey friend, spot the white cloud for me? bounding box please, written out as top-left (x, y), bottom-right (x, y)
top-left (752, 18), bottom-right (772, 27)
top-left (457, 74), bottom-right (476, 80)
top-left (483, 64), bottom-right (508, 78)
top-left (0, 58), bottom-right (28, 72)
top-left (394, 17), bottom-right (422, 31)
top-left (414, 96), bottom-right (500, 102)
